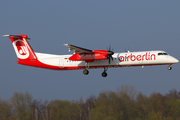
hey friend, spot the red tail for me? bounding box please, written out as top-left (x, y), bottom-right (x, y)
top-left (5, 35), bottom-right (37, 61)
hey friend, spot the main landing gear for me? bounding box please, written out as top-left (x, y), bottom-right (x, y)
top-left (83, 62), bottom-right (109, 77)
top-left (83, 62), bottom-right (90, 75)
top-left (83, 67), bottom-right (108, 77)
top-left (102, 68), bottom-right (108, 77)
top-left (83, 69), bottom-right (89, 75)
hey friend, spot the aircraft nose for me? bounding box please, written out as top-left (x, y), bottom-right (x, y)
top-left (172, 58), bottom-right (179, 64)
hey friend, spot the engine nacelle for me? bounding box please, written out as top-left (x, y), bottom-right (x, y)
top-left (69, 50), bottom-right (108, 62)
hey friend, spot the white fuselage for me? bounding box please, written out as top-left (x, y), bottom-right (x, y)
top-left (34, 50), bottom-right (179, 70)
top-left (5, 35), bottom-right (179, 77)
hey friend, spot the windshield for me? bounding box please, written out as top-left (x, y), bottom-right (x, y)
top-left (158, 53), bottom-right (169, 55)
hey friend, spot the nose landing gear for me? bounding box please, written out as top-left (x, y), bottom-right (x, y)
top-left (168, 66), bottom-right (172, 70)
top-left (168, 64), bottom-right (172, 70)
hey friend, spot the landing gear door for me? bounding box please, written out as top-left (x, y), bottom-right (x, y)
top-left (59, 59), bottom-right (64, 68)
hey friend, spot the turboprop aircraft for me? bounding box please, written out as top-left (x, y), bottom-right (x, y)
top-left (4, 35), bottom-right (179, 77)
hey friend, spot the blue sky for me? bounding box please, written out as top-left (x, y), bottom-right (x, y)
top-left (0, 1), bottom-right (180, 101)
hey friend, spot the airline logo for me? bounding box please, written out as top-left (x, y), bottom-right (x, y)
top-left (12, 39), bottom-right (30, 59)
top-left (119, 52), bottom-right (156, 62)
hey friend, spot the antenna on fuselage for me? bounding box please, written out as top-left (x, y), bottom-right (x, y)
top-left (125, 48), bottom-right (130, 53)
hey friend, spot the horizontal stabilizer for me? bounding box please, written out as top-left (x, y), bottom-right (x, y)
top-left (3, 35), bottom-right (30, 40)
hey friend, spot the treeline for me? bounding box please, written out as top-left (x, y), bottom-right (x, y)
top-left (1, 85), bottom-right (180, 120)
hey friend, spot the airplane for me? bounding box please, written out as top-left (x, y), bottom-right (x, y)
top-left (4, 35), bottom-right (179, 77)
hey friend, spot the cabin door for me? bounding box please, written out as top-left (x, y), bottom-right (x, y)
top-left (59, 59), bottom-right (64, 68)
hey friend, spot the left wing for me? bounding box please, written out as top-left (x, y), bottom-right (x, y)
top-left (64, 44), bottom-right (112, 63)
top-left (64, 44), bottom-right (93, 53)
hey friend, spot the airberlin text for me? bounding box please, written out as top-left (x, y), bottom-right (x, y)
top-left (119, 52), bottom-right (156, 62)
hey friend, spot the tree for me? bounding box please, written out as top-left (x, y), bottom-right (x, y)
top-left (147, 93), bottom-right (166, 120)
top-left (116, 85), bottom-right (140, 120)
top-left (85, 95), bottom-right (95, 120)
top-left (136, 92), bottom-right (148, 120)
top-left (77, 97), bottom-right (87, 120)
top-left (91, 85), bottom-right (141, 120)
top-left (10, 91), bottom-right (32, 120)
top-left (49, 100), bottom-right (79, 120)
top-left (91, 91), bottom-right (111, 120)
top-left (0, 98), bottom-right (13, 120)
top-left (165, 89), bottom-right (180, 99)
top-left (77, 95), bottom-right (95, 120)
top-left (31, 99), bottom-right (46, 120)
top-left (165, 98), bottom-right (180, 119)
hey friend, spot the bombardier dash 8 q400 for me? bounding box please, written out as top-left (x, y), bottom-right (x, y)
top-left (4, 35), bottom-right (179, 77)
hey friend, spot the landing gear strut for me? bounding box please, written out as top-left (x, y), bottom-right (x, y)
top-left (168, 64), bottom-right (172, 70)
top-left (102, 68), bottom-right (108, 77)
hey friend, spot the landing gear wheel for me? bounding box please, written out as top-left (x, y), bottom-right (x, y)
top-left (168, 66), bottom-right (172, 70)
top-left (102, 72), bottom-right (107, 77)
top-left (83, 69), bottom-right (89, 75)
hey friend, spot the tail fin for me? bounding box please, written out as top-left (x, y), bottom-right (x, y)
top-left (4, 35), bottom-right (37, 61)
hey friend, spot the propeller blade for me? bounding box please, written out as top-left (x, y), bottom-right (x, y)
top-left (110, 55), bottom-right (113, 60)
top-left (106, 44), bottom-right (114, 64)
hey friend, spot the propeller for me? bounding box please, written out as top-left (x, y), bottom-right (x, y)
top-left (106, 45), bottom-right (114, 64)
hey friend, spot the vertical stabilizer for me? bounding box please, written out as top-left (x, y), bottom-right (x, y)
top-left (4, 35), bottom-right (37, 61)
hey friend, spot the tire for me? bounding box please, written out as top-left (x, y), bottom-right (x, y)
top-left (168, 66), bottom-right (172, 70)
top-left (83, 69), bottom-right (89, 75)
top-left (102, 72), bottom-right (107, 77)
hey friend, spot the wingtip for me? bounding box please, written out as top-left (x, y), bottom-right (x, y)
top-left (3, 35), bottom-right (10, 37)
top-left (64, 44), bottom-right (69, 46)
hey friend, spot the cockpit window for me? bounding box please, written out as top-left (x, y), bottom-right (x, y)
top-left (158, 53), bottom-right (169, 55)
top-left (163, 53), bottom-right (168, 55)
top-left (158, 53), bottom-right (163, 55)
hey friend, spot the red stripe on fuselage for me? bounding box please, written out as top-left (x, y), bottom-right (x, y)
top-left (17, 60), bottom-right (61, 70)
top-left (17, 60), bottom-right (169, 70)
